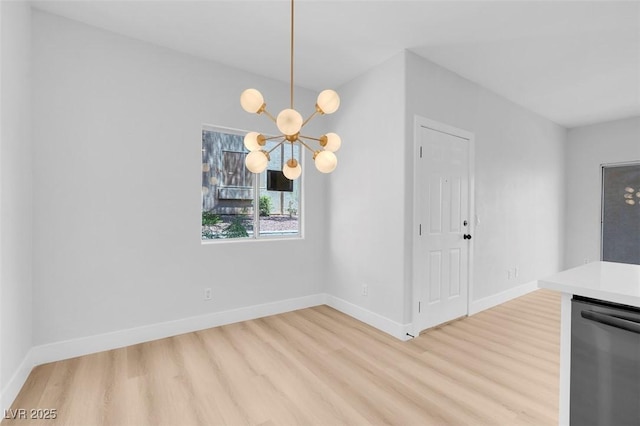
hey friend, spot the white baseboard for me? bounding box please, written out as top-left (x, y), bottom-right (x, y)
top-left (468, 280), bottom-right (539, 315)
top-left (0, 293), bottom-right (325, 414)
top-left (0, 348), bottom-right (36, 414)
top-left (30, 293), bottom-right (326, 367)
top-left (325, 295), bottom-right (413, 341)
top-left (2, 292), bottom-right (414, 413)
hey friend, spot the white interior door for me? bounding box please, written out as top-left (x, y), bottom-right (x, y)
top-left (414, 119), bottom-right (473, 332)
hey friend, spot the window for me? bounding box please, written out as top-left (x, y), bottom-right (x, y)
top-left (201, 126), bottom-right (301, 241)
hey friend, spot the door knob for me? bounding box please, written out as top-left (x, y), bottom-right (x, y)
top-left (463, 234), bottom-right (472, 240)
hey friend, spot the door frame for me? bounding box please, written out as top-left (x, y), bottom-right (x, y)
top-left (411, 116), bottom-right (476, 336)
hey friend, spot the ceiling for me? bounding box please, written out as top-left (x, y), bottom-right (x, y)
top-left (31, 0), bottom-right (640, 128)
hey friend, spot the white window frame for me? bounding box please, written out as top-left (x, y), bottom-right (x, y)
top-left (201, 124), bottom-right (304, 243)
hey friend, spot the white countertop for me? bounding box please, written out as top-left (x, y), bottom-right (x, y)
top-left (538, 261), bottom-right (640, 308)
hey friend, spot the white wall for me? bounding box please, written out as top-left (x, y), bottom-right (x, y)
top-left (0, 0), bottom-right (33, 408)
top-left (326, 50), bottom-right (566, 331)
top-left (472, 89), bottom-right (566, 298)
top-left (406, 51), bottom-right (566, 303)
top-left (325, 53), bottom-right (407, 326)
top-left (31, 10), bottom-right (328, 346)
top-left (25, 11), bottom-right (567, 348)
top-left (564, 116), bottom-right (640, 269)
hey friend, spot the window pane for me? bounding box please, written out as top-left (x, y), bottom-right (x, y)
top-left (259, 141), bottom-right (300, 237)
top-left (202, 129), bottom-right (254, 240)
top-left (602, 164), bottom-right (640, 264)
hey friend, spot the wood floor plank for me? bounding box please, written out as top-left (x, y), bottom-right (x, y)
top-left (452, 318), bottom-right (559, 364)
top-left (287, 308), bottom-right (523, 424)
top-left (414, 350), bottom-right (557, 425)
top-left (3, 290), bottom-right (560, 425)
top-left (8, 363), bottom-right (54, 411)
top-left (416, 329), bottom-right (558, 405)
top-left (466, 310), bottom-right (559, 342)
top-left (270, 312), bottom-right (502, 424)
top-left (244, 317), bottom-right (371, 425)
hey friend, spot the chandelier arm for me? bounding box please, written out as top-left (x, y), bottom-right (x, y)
top-left (301, 111), bottom-right (318, 128)
top-left (267, 140), bottom-right (286, 154)
top-left (265, 135), bottom-right (284, 141)
top-left (262, 109), bottom-right (277, 123)
top-left (296, 138), bottom-right (316, 153)
top-left (299, 135), bottom-right (321, 142)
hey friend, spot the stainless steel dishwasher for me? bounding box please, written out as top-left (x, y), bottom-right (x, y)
top-left (571, 296), bottom-right (640, 425)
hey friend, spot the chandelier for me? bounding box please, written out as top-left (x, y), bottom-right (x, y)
top-left (239, 0), bottom-right (341, 180)
top-left (624, 186), bottom-right (640, 206)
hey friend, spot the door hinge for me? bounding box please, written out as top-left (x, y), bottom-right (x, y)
top-left (419, 146), bottom-right (423, 158)
top-left (418, 301), bottom-right (421, 313)
top-left (419, 224), bottom-right (422, 236)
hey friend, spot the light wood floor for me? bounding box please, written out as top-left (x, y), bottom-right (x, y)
top-left (4, 290), bottom-right (560, 425)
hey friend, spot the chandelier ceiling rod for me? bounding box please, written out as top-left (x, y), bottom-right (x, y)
top-left (290, 0), bottom-right (294, 110)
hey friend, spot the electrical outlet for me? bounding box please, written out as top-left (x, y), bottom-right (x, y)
top-left (204, 288), bottom-right (213, 301)
top-left (583, 258), bottom-right (589, 264)
top-left (362, 285), bottom-right (368, 296)
top-left (514, 266), bottom-right (519, 278)
top-left (507, 269), bottom-right (512, 280)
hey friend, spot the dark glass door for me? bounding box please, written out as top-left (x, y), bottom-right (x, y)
top-left (602, 164), bottom-right (640, 265)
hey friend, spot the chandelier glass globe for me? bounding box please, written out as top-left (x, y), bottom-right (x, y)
top-left (276, 109), bottom-right (303, 135)
top-left (282, 158), bottom-right (302, 180)
top-left (245, 150), bottom-right (269, 173)
top-left (322, 133), bottom-right (341, 152)
top-left (314, 150), bottom-right (337, 173)
top-left (244, 132), bottom-right (265, 152)
top-left (240, 89), bottom-right (265, 113)
top-left (316, 89), bottom-right (340, 114)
